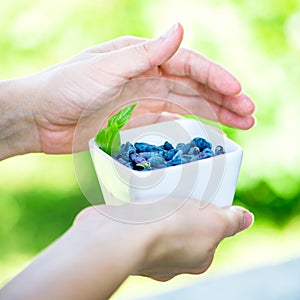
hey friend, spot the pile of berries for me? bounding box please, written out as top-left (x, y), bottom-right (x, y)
top-left (113, 137), bottom-right (225, 171)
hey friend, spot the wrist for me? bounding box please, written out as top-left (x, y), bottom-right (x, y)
top-left (73, 206), bottom-right (162, 275)
top-left (0, 77), bottom-right (41, 159)
top-left (1, 213), bottom-right (158, 300)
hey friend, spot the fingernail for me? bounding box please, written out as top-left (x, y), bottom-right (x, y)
top-left (242, 116), bottom-right (256, 130)
top-left (239, 210), bottom-right (254, 232)
top-left (162, 22), bottom-right (179, 40)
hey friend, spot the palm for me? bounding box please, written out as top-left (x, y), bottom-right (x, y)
top-left (33, 26), bottom-right (255, 154)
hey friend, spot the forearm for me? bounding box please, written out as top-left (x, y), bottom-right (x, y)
top-left (0, 78), bottom-right (40, 160)
top-left (0, 213), bottom-right (151, 300)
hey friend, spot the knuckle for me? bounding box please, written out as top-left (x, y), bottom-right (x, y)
top-left (209, 209), bottom-right (228, 239)
top-left (183, 51), bottom-right (193, 75)
top-left (135, 41), bottom-right (150, 54)
top-left (73, 206), bottom-right (95, 224)
top-left (134, 42), bottom-right (155, 68)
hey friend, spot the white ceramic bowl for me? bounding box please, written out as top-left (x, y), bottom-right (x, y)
top-left (89, 118), bottom-right (242, 207)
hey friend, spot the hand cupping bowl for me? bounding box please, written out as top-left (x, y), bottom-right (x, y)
top-left (89, 118), bottom-right (242, 207)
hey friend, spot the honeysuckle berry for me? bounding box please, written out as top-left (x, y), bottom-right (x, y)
top-left (114, 138), bottom-right (225, 171)
top-left (118, 157), bottom-right (127, 165)
top-left (129, 153), bottom-right (147, 164)
top-left (134, 142), bottom-right (163, 153)
top-left (162, 141), bottom-right (174, 150)
top-left (139, 151), bottom-right (164, 159)
top-left (125, 162), bottom-right (134, 169)
top-left (215, 145), bottom-right (225, 155)
top-left (167, 149), bottom-right (183, 166)
top-left (203, 148), bottom-right (214, 156)
top-left (176, 143), bottom-right (185, 150)
top-left (192, 137), bottom-right (212, 151)
top-left (188, 147), bottom-right (200, 155)
top-left (163, 149), bottom-right (178, 161)
top-left (148, 155), bottom-right (167, 169)
top-left (182, 142), bottom-right (192, 154)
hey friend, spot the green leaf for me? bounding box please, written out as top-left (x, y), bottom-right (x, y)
top-left (95, 103), bottom-right (137, 155)
top-left (108, 104), bottom-right (137, 128)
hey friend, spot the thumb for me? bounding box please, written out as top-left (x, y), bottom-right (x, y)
top-left (103, 22), bottom-right (184, 79)
top-left (221, 206), bottom-right (254, 238)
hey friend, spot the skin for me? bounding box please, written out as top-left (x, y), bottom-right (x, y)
top-left (0, 23), bottom-right (255, 300)
top-left (0, 202), bottom-right (253, 300)
top-left (0, 22), bottom-right (255, 159)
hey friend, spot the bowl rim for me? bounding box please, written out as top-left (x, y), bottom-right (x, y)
top-left (89, 118), bottom-right (242, 174)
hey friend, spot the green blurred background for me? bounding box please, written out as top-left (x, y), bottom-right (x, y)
top-left (1, 0), bottom-right (300, 298)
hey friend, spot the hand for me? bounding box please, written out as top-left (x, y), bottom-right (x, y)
top-left (132, 201), bottom-right (253, 281)
top-left (76, 200), bottom-right (253, 282)
top-left (24, 22), bottom-right (255, 155)
top-left (0, 200), bottom-right (253, 300)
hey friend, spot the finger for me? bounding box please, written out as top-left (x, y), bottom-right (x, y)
top-left (119, 89), bottom-right (255, 129)
top-left (160, 48), bottom-right (242, 96)
top-left (182, 83), bottom-right (255, 118)
top-left (191, 83), bottom-right (256, 117)
top-left (210, 101), bottom-right (256, 129)
top-left (221, 206), bottom-right (254, 238)
top-left (85, 36), bottom-right (147, 53)
top-left (100, 22), bottom-right (184, 79)
top-left (98, 76), bottom-right (254, 129)
top-left (61, 37), bottom-right (148, 66)
top-left (130, 92), bottom-right (255, 130)
top-left (141, 103), bottom-right (253, 130)
top-left (141, 73), bottom-right (255, 117)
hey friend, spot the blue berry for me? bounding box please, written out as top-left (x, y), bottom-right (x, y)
top-left (113, 137), bottom-right (225, 171)
top-left (192, 137), bottom-right (212, 151)
top-left (182, 142), bottom-right (192, 154)
top-left (199, 148), bottom-right (214, 159)
top-left (167, 150), bottom-right (182, 166)
top-left (182, 155), bottom-right (199, 164)
top-left (121, 141), bottom-right (135, 154)
top-left (163, 149), bottom-right (178, 161)
top-left (162, 141), bottom-right (174, 150)
top-left (114, 141), bottom-right (135, 162)
top-left (118, 157), bottom-right (127, 165)
top-left (139, 151), bottom-right (164, 159)
top-left (203, 148), bottom-right (214, 156)
top-left (125, 162), bottom-right (133, 169)
top-left (188, 147), bottom-right (200, 155)
top-left (134, 142), bottom-right (163, 153)
top-left (129, 153), bottom-right (147, 164)
top-left (176, 143), bottom-right (185, 150)
top-left (215, 145), bottom-right (225, 155)
top-left (148, 155), bottom-right (167, 169)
